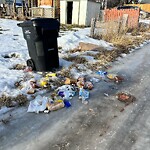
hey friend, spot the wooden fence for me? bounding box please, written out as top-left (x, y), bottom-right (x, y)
top-left (104, 8), bottom-right (140, 28)
top-left (90, 8), bottom-right (140, 37)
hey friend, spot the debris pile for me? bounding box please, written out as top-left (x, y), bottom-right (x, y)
top-left (1, 63), bottom-right (135, 115)
top-left (26, 74), bottom-right (96, 113)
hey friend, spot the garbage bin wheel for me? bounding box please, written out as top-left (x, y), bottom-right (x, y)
top-left (27, 59), bottom-right (35, 70)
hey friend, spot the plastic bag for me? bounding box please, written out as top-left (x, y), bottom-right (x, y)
top-left (27, 95), bottom-right (50, 113)
top-left (57, 85), bottom-right (76, 100)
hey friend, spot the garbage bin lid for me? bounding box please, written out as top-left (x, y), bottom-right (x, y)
top-left (17, 18), bottom-right (60, 30)
top-left (32, 18), bottom-right (60, 30)
top-left (17, 20), bottom-right (32, 27)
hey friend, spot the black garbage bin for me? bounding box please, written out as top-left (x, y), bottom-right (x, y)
top-left (17, 18), bottom-right (60, 71)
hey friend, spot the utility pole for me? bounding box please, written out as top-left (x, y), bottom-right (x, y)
top-left (104, 0), bottom-right (107, 9)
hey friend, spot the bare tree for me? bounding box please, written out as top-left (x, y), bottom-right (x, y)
top-left (13, 0), bottom-right (16, 16)
top-left (104, 0), bottom-right (107, 9)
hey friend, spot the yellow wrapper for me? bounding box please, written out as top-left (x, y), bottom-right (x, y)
top-left (55, 99), bottom-right (63, 103)
top-left (107, 74), bottom-right (116, 80)
top-left (46, 73), bottom-right (56, 77)
top-left (40, 80), bottom-right (48, 87)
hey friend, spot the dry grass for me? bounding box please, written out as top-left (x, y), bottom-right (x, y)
top-left (64, 56), bottom-right (88, 64)
top-left (12, 64), bottom-right (26, 70)
top-left (60, 24), bottom-right (85, 31)
top-left (94, 21), bottom-right (150, 52)
top-left (0, 94), bottom-right (28, 108)
top-left (86, 21), bottom-right (150, 71)
top-left (69, 48), bottom-right (82, 53)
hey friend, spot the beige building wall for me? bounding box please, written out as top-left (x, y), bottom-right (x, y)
top-left (60, 0), bottom-right (67, 24)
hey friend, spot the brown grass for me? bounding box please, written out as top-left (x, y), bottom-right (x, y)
top-left (60, 24), bottom-right (85, 31)
top-left (59, 21), bottom-right (150, 76)
top-left (64, 56), bottom-right (88, 64)
top-left (12, 64), bottom-right (26, 70)
top-left (0, 94), bottom-right (28, 108)
top-left (86, 21), bottom-right (150, 71)
top-left (69, 48), bottom-right (82, 53)
top-left (94, 21), bottom-right (149, 52)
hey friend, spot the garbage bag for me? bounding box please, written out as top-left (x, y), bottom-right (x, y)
top-left (27, 95), bottom-right (49, 113)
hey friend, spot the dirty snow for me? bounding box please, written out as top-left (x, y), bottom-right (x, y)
top-left (58, 28), bottom-right (113, 52)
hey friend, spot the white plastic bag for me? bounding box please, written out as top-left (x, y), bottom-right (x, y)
top-left (27, 95), bottom-right (49, 113)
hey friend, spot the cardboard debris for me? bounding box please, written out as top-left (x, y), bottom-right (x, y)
top-left (64, 77), bottom-right (76, 85)
top-left (78, 42), bottom-right (99, 51)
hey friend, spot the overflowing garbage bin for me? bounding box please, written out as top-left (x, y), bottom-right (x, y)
top-left (17, 18), bottom-right (60, 71)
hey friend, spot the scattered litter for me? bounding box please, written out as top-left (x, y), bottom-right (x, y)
top-left (39, 78), bottom-right (48, 87)
top-left (30, 80), bottom-right (40, 89)
top-left (77, 80), bottom-right (85, 88)
top-left (56, 85), bottom-right (76, 100)
top-left (107, 74), bottom-right (124, 83)
top-left (114, 76), bottom-right (124, 83)
top-left (90, 77), bottom-right (100, 83)
top-left (27, 95), bottom-right (50, 113)
top-left (117, 92), bottom-right (136, 105)
top-left (44, 110), bottom-right (49, 113)
top-left (96, 70), bottom-right (107, 79)
top-left (64, 77), bottom-right (76, 85)
top-left (45, 73), bottom-right (56, 77)
top-left (3, 53), bottom-right (19, 58)
top-left (63, 100), bottom-right (71, 108)
top-left (104, 93), bottom-right (109, 97)
top-left (77, 76), bottom-right (85, 82)
top-left (24, 66), bottom-right (33, 72)
top-left (85, 81), bottom-right (93, 90)
top-left (107, 74), bottom-right (117, 80)
top-left (79, 88), bottom-right (89, 104)
top-left (89, 108), bottom-right (94, 112)
top-left (14, 80), bottom-right (24, 89)
top-left (65, 78), bottom-right (71, 85)
top-left (77, 76), bottom-right (85, 88)
top-left (27, 88), bottom-right (36, 94)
